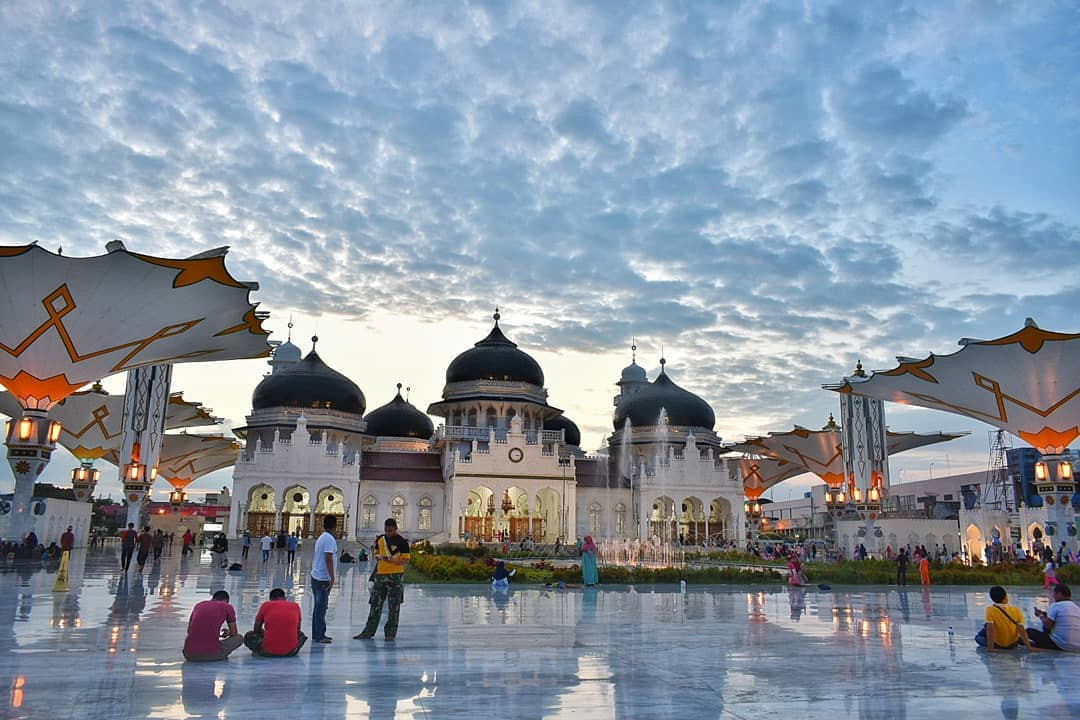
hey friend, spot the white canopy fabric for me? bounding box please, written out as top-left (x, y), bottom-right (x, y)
top-left (0, 244), bottom-right (269, 410)
top-left (825, 320), bottom-right (1080, 454)
top-left (102, 433), bottom-right (239, 490)
top-left (0, 387), bottom-right (221, 460)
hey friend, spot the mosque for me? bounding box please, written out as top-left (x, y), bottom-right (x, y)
top-left (228, 312), bottom-right (746, 545)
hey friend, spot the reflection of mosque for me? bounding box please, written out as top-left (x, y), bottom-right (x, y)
top-left (229, 313), bottom-right (745, 544)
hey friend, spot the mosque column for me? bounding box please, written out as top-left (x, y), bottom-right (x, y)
top-left (117, 364), bottom-right (173, 529)
top-left (4, 409), bottom-right (60, 540)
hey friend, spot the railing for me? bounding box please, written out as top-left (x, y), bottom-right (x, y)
top-left (540, 429), bottom-right (564, 443)
top-left (558, 457), bottom-right (572, 467)
top-left (541, 448), bottom-right (554, 456)
top-left (476, 446), bottom-right (490, 454)
top-left (440, 426), bottom-right (491, 441)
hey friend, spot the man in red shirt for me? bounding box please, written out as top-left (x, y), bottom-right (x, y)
top-left (183, 590), bottom-right (243, 661)
top-left (244, 588), bottom-right (306, 656)
top-left (60, 526), bottom-right (75, 552)
top-left (136, 526), bottom-right (154, 570)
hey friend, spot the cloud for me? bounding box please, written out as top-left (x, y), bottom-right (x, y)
top-left (0, 0), bottom-right (1077, 481)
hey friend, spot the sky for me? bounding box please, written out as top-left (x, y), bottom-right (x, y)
top-left (1, 1), bottom-right (1078, 502)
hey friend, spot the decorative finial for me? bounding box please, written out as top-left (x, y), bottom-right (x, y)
top-left (396, 382), bottom-right (403, 398)
top-left (823, 413), bottom-right (837, 430)
top-left (631, 337), bottom-right (637, 363)
top-left (57, 245), bottom-right (63, 256)
top-left (406, 385), bottom-right (411, 401)
top-left (659, 344), bottom-right (666, 372)
top-left (287, 316), bottom-right (294, 341)
top-left (311, 334), bottom-right (319, 350)
top-left (493, 307), bottom-right (501, 326)
top-left (853, 359), bottom-right (866, 377)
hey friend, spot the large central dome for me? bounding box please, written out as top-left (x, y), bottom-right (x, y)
top-left (445, 311), bottom-right (545, 387)
top-left (613, 360), bottom-right (715, 430)
top-left (252, 342), bottom-right (366, 414)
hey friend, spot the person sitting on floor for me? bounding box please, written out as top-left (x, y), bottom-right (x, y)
top-left (1029, 584), bottom-right (1080, 652)
top-left (244, 587), bottom-right (307, 657)
top-left (183, 590), bottom-right (243, 662)
top-left (976, 586), bottom-right (1038, 652)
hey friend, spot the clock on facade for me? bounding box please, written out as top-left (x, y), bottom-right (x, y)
top-left (508, 447), bottom-right (524, 463)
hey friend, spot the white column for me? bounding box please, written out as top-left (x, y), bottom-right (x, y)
top-left (118, 364), bottom-right (173, 529)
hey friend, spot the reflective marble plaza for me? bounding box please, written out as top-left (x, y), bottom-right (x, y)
top-left (1, 548), bottom-right (1079, 719)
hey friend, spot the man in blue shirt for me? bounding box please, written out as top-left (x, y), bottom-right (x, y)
top-left (1030, 584), bottom-right (1080, 652)
top-left (287, 532), bottom-right (298, 563)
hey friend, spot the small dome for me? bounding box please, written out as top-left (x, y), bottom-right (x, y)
top-left (619, 360), bottom-right (647, 384)
top-left (274, 339), bottom-right (302, 364)
top-left (445, 311), bottom-right (544, 387)
top-left (252, 348), bottom-right (365, 414)
top-left (544, 414), bottom-right (581, 447)
top-left (613, 361), bottom-right (714, 430)
top-left (364, 385), bottom-right (434, 440)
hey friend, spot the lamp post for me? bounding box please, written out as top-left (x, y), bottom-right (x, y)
top-left (4, 413), bottom-right (62, 540)
top-left (744, 499), bottom-right (763, 544)
top-left (1032, 456), bottom-right (1078, 554)
top-left (70, 459), bottom-right (102, 503)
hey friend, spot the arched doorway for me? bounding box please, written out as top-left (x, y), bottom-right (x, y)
top-left (680, 496), bottom-right (704, 544)
top-left (282, 486), bottom-right (311, 536)
top-left (314, 487), bottom-right (345, 537)
top-left (503, 486), bottom-right (531, 541)
top-left (246, 485), bottom-right (277, 536)
top-left (535, 487), bottom-right (561, 542)
top-left (649, 496), bottom-right (677, 541)
top-left (709, 498), bottom-right (732, 544)
top-left (465, 486), bottom-right (494, 541)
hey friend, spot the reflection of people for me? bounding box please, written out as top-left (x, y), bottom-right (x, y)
top-left (244, 588), bottom-right (307, 656)
top-left (310, 515), bottom-right (338, 644)
top-left (976, 586), bottom-right (1037, 652)
top-left (1029, 584), bottom-right (1080, 651)
top-left (183, 590), bottom-right (243, 661)
top-left (181, 663), bottom-right (228, 718)
top-left (580, 535), bottom-right (598, 587)
top-left (355, 518), bottom-right (410, 641)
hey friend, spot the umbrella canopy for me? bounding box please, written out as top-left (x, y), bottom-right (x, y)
top-left (730, 427), bottom-right (963, 488)
top-left (102, 433), bottom-right (239, 490)
top-left (0, 386), bottom-right (221, 460)
top-left (0, 243), bottom-right (269, 410)
top-left (825, 319), bottom-right (1080, 454)
top-left (738, 456), bottom-right (805, 499)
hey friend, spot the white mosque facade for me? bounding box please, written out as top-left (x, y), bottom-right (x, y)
top-left (228, 314), bottom-right (746, 546)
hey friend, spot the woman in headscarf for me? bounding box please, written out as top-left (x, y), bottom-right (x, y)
top-left (491, 560), bottom-right (516, 589)
top-left (787, 553), bottom-right (806, 586)
top-left (581, 535), bottom-right (599, 587)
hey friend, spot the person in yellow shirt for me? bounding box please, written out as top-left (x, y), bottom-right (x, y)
top-left (978, 586), bottom-right (1038, 652)
top-left (354, 518), bottom-right (410, 641)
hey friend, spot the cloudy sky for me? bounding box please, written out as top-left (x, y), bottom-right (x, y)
top-left (1, 1), bottom-right (1078, 500)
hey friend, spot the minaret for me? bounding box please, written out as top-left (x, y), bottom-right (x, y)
top-left (838, 360), bottom-right (889, 496)
top-left (614, 339), bottom-right (649, 410)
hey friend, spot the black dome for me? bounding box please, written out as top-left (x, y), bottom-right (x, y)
top-left (445, 313), bottom-right (544, 386)
top-left (544, 414), bottom-right (581, 447)
top-left (252, 349), bottom-right (366, 414)
top-left (364, 385), bottom-right (434, 440)
top-left (613, 363), bottom-right (714, 430)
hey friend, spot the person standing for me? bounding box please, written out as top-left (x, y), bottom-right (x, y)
top-left (896, 548), bottom-right (908, 586)
top-left (580, 535), bottom-right (599, 587)
top-left (1044, 557), bottom-right (1059, 589)
top-left (276, 530), bottom-right (288, 563)
top-left (136, 526), bottom-right (154, 571)
top-left (261, 533), bottom-right (273, 563)
top-left (919, 552), bottom-right (931, 586)
top-left (120, 523), bottom-right (138, 571)
top-left (241, 531), bottom-right (251, 560)
top-left (153, 530), bottom-right (165, 562)
top-left (244, 588), bottom-right (307, 657)
top-left (60, 526), bottom-right (75, 553)
top-left (354, 518), bottom-right (410, 641)
top-left (310, 515), bottom-right (337, 644)
top-left (181, 528), bottom-right (194, 556)
top-left (1029, 584), bottom-right (1080, 651)
top-left (287, 532), bottom-right (298, 563)
top-left (183, 590), bottom-right (243, 661)
top-left (211, 533), bottom-right (229, 568)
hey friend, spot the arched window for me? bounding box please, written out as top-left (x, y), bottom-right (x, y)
top-left (588, 501), bottom-right (602, 536)
top-left (362, 495), bottom-right (377, 529)
top-left (614, 502), bottom-right (627, 536)
top-left (419, 497), bottom-right (433, 531)
top-left (391, 496), bottom-right (406, 527)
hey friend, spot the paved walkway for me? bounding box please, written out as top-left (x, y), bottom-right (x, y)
top-left (1, 546), bottom-right (1078, 718)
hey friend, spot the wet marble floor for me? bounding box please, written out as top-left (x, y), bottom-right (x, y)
top-left (0, 547), bottom-right (1078, 719)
